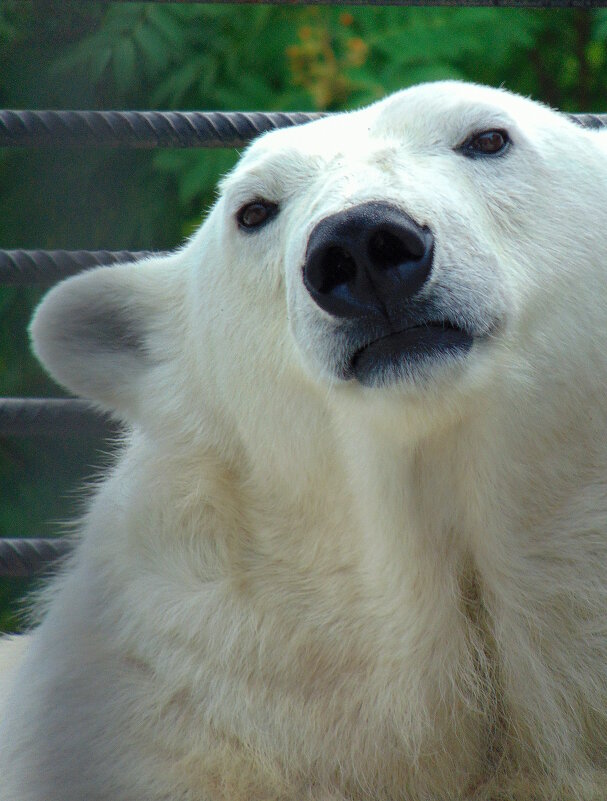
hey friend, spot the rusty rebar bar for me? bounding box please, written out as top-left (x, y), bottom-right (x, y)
top-left (0, 249), bottom-right (159, 285)
top-left (0, 538), bottom-right (71, 577)
top-left (0, 109), bottom-right (325, 149)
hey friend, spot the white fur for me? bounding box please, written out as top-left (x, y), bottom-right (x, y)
top-left (2, 81), bottom-right (607, 799)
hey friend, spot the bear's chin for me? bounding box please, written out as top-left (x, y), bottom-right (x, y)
top-left (348, 323), bottom-right (474, 387)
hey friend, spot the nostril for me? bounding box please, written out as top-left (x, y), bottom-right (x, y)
top-left (308, 246), bottom-right (357, 294)
top-left (368, 228), bottom-right (425, 269)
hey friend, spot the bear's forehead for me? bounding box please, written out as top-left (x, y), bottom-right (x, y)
top-left (235, 81), bottom-right (552, 175)
top-left (372, 81), bottom-right (521, 142)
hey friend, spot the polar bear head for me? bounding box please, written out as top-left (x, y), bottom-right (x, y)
top-left (30, 81), bottom-right (607, 458)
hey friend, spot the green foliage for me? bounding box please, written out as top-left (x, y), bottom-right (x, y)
top-left (1, 3), bottom-right (607, 630)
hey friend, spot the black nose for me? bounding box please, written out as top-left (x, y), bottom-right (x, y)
top-left (303, 201), bottom-right (434, 320)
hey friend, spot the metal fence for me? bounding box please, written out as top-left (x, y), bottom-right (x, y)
top-left (2, 0), bottom-right (607, 578)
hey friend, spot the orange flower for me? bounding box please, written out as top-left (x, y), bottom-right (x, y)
top-left (348, 37), bottom-right (367, 54)
top-left (347, 37), bottom-right (368, 67)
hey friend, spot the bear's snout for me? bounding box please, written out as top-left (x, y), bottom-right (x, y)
top-left (303, 200), bottom-right (434, 321)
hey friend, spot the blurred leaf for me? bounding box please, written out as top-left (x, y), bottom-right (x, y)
top-left (147, 6), bottom-right (185, 48)
top-left (133, 23), bottom-right (171, 76)
top-left (111, 37), bottom-right (137, 95)
top-left (594, 9), bottom-right (607, 40)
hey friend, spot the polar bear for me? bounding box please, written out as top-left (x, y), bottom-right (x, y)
top-left (1, 80), bottom-right (607, 800)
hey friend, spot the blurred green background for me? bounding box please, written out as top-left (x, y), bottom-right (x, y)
top-left (2, 1), bottom-right (607, 631)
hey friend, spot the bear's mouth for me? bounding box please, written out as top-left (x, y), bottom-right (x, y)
top-left (349, 320), bottom-right (474, 385)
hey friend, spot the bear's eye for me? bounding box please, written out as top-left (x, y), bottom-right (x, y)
top-left (459, 129), bottom-right (510, 158)
top-left (236, 200), bottom-right (278, 231)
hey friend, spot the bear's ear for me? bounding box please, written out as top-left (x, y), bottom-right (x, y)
top-left (30, 257), bottom-right (173, 418)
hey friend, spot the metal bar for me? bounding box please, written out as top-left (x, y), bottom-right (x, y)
top-left (0, 110), bottom-right (325, 149)
top-left (0, 109), bottom-right (604, 150)
top-left (0, 538), bottom-right (71, 577)
top-left (0, 399), bottom-right (115, 438)
top-left (0, 249), bottom-right (160, 285)
top-left (568, 113), bottom-right (607, 130)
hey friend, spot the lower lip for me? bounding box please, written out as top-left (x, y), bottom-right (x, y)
top-left (350, 324), bottom-right (474, 385)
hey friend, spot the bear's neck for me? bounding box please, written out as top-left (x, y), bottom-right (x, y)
top-left (92, 388), bottom-right (607, 790)
top-left (327, 394), bottom-right (607, 781)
